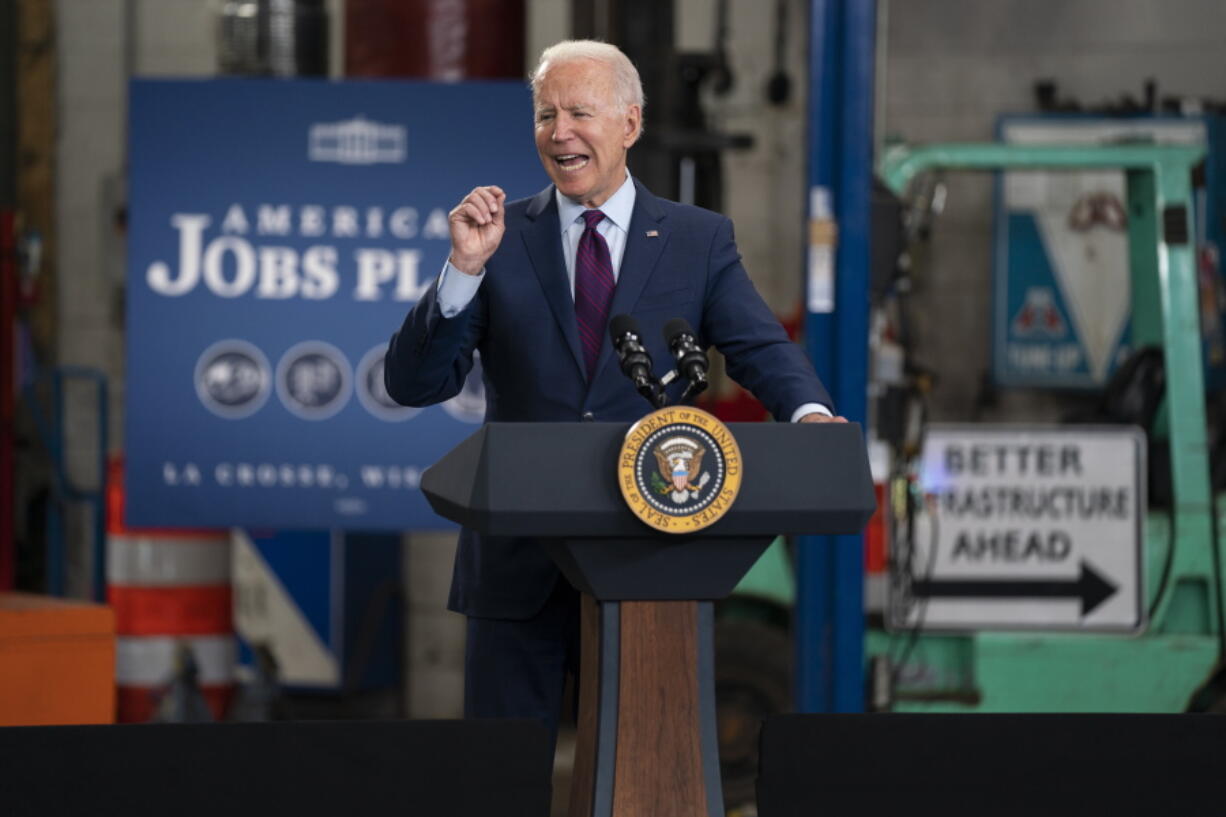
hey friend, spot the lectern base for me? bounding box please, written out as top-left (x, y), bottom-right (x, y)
top-left (569, 594), bottom-right (724, 817)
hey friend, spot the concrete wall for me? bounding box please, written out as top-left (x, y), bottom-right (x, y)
top-left (678, 0), bottom-right (810, 315)
top-left (56, 0), bottom-right (219, 595)
top-left (881, 0), bottom-right (1226, 420)
top-left (527, 0), bottom-right (569, 74)
top-left (403, 531), bottom-right (464, 718)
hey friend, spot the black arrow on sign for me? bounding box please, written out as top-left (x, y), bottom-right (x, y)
top-left (910, 560), bottom-right (1119, 617)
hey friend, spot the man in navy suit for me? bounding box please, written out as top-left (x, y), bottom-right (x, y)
top-left (386, 40), bottom-right (843, 743)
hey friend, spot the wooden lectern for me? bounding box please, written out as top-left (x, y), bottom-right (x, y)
top-left (422, 421), bottom-right (875, 817)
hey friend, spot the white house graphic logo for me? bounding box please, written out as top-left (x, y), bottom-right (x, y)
top-left (308, 116), bottom-right (407, 165)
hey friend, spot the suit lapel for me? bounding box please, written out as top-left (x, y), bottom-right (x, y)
top-left (591, 180), bottom-right (671, 383)
top-left (521, 186), bottom-right (586, 379)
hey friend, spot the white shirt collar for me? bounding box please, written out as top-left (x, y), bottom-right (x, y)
top-left (556, 170), bottom-right (636, 234)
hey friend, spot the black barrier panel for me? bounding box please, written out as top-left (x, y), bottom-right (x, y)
top-left (1, 719), bottom-right (551, 817)
top-left (758, 714), bottom-right (1223, 817)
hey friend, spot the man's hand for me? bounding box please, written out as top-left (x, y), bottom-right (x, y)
top-left (800, 412), bottom-right (848, 423)
top-left (448, 186), bottom-right (507, 275)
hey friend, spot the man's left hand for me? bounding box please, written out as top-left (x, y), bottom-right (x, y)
top-left (799, 412), bottom-right (848, 423)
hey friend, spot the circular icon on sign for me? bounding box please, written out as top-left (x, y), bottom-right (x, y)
top-left (275, 341), bottom-right (353, 420)
top-left (194, 339), bottom-right (271, 419)
top-left (440, 350), bottom-right (487, 423)
top-left (618, 407), bottom-right (742, 533)
top-left (356, 344), bottom-right (423, 422)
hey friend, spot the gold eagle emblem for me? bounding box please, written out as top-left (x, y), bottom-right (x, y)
top-left (654, 438), bottom-right (706, 493)
top-left (617, 407), bottom-right (742, 533)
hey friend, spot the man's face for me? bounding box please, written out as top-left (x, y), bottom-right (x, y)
top-left (534, 58), bottom-right (641, 208)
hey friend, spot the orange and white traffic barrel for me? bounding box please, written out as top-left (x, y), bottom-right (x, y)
top-left (106, 456), bottom-right (236, 722)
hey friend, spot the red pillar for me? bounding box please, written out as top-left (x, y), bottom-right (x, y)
top-left (345, 0), bottom-right (525, 79)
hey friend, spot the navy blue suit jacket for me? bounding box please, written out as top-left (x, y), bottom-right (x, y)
top-left (386, 180), bottom-right (832, 619)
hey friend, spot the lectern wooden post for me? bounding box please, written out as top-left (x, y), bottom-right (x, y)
top-left (421, 421), bottom-right (875, 817)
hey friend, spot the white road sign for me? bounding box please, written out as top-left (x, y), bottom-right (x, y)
top-left (889, 425), bottom-right (1145, 633)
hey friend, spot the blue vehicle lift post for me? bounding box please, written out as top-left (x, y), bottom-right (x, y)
top-left (797, 0), bottom-right (876, 712)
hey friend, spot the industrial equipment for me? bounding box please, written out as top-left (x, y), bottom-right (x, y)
top-left (870, 142), bottom-right (1226, 712)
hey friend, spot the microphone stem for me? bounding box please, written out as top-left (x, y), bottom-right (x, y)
top-left (680, 377), bottom-right (708, 404)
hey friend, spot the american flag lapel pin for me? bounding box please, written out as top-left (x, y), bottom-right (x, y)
top-left (646, 230), bottom-right (659, 238)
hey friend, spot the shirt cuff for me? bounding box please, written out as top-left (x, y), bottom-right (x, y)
top-left (790, 403), bottom-right (833, 423)
top-left (436, 260), bottom-right (485, 318)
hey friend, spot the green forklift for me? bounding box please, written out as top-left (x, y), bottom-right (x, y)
top-left (863, 143), bottom-right (1226, 712)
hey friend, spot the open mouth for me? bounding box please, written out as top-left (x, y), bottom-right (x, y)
top-left (554, 154), bottom-right (590, 172)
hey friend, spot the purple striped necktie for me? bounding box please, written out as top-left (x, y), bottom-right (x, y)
top-left (574, 209), bottom-right (616, 379)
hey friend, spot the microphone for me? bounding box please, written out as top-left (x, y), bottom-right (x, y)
top-left (609, 314), bottom-right (663, 408)
top-left (663, 317), bottom-right (709, 399)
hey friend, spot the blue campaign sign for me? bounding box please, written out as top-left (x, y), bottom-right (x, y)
top-left (126, 79), bottom-right (546, 529)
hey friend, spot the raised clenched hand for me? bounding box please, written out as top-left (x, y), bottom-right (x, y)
top-left (448, 186), bottom-right (507, 275)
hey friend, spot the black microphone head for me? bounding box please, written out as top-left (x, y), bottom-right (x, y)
top-left (663, 317), bottom-right (696, 344)
top-left (610, 313), bottom-right (641, 342)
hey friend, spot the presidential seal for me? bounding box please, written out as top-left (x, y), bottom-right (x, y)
top-left (618, 407), bottom-right (743, 533)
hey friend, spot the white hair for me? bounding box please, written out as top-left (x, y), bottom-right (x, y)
top-left (530, 40), bottom-right (646, 114)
